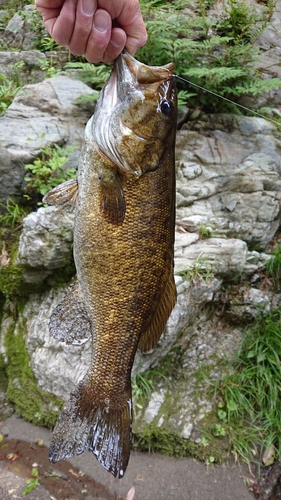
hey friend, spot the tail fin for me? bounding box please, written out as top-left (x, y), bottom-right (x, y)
top-left (49, 378), bottom-right (132, 478)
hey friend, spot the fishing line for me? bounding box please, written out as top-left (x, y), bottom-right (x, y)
top-left (173, 74), bottom-right (281, 127)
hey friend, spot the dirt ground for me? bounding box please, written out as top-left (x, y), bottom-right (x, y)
top-left (0, 436), bottom-right (120, 500)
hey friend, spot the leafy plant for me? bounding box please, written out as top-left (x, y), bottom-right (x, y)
top-left (137, 0), bottom-right (281, 112)
top-left (213, 423), bottom-right (226, 437)
top-left (198, 222), bottom-right (215, 239)
top-left (38, 57), bottom-right (61, 79)
top-left (132, 373), bottom-right (154, 409)
top-left (63, 62), bottom-right (111, 90)
top-left (218, 309), bottom-right (281, 462)
top-left (36, 35), bottom-right (61, 53)
top-left (24, 144), bottom-right (76, 204)
top-left (180, 256), bottom-right (216, 283)
top-left (23, 467), bottom-right (40, 495)
top-left (0, 74), bottom-right (20, 115)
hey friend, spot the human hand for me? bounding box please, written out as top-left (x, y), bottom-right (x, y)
top-left (35, 0), bottom-right (147, 63)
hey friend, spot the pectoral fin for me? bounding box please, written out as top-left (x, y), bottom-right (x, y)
top-left (100, 172), bottom-right (126, 225)
top-left (43, 178), bottom-right (78, 208)
top-left (49, 282), bottom-right (91, 345)
top-left (138, 265), bottom-right (176, 353)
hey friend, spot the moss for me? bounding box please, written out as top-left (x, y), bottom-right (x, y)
top-left (0, 230), bottom-right (34, 298)
top-left (47, 257), bottom-right (76, 289)
top-left (0, 229), bottom-right (76, 299)
top-left (0, 352), bottom-right (8, 391)
top-left (4, 318), bottom-right (63, 428)
top-left (132, 422), bottom-right (228, 463)
top-left (156, 346), bottom-right (185, 380)
top-left (133, 424), bottom-right (198, 457)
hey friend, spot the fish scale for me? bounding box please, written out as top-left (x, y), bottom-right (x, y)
top-left (43, 50), bottom-right (177, 478)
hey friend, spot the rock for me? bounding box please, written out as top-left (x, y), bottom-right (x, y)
top-left (224, 286), bottom-right (281, 324)
top-left (176, 114), bottom-right (281, 248)
top-left (24, 288), bottom-right (92, 401)
top-left (2, 5), bottom-right (46, 51)
top-left (0, 76), bottom-right (95, 204)
top-left (18, 206), bottom-right (74, 271)
top-left (132, 276), bottom-right (222, 376)
top-left (174, 236), bottom-right (247, 279)
top-left (143, 389), bottom-right (166, 424)
top-left (243, 250), bottom-right (271, 276)
top-left (0, 50), bottom-right (46, 83)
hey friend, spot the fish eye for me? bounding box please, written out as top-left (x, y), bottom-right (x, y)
top-left (160, 99), bottom-right (174, 116)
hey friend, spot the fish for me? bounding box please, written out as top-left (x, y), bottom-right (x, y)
top-left (43, 50), bottom-right (177, 478)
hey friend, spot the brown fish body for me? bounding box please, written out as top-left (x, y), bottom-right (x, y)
top-left (43, 52), bottom-right (177, 478)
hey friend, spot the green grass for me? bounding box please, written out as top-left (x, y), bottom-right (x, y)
top-left (266, 244), bottom-right (281, 287)
top-left (217, 308), bottom-right (281, 463)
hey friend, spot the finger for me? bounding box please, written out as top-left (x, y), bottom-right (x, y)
top-left (83, 9), bottom-right (112, 63)
top-left (35, 0), bottom-right (65, 8)
top-left (51, 0), bottom-right (78, 46)
top-left (66, 0), bottom-right (98, 55)
top-left (98, 0), bottom-right (147, 55)
top-left (35, 0), bottom-right (65, 19)
top-left (126, 29), bottom-right (148, 56)
top-left (123, 13), bottom-right (148, 55)
top-left (102, 28), bottom-right (126, 64)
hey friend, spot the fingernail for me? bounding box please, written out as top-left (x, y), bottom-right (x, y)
top-left (94, 10), bottom-right (109, 33)
top-left (110, 30), bottom-right (125, 48)
top-left (82, 0), bottom-right (95, 15)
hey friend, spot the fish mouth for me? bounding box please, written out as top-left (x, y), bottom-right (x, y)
top-left (95, 50), bottom-right (175, 121)
top-left (115, 50), bottom-right (174, 93)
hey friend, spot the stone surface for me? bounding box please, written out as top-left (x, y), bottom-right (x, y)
top-left (24, 287), bottom-right (92, 401)
top-left (2, 4), bottom-right (46, 51)
top-left (0, 76), bottom-right (95, 204)
top-left (174, 235), bottom-right (247, 279)
top-left (0, 50), bottom-right (46, 82)
top-left (18, 206), bottom-right (74, 271)
top-left (176, 114), bottom-right (281, 249)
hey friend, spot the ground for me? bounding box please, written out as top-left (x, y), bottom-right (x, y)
top-left (0, 414), bottom-right (256, 500)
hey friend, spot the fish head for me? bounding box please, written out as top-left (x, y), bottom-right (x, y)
top-left (91, 51), bottom-right (177, 178)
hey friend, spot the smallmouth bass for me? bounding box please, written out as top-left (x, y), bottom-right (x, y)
top-left (43, 51), bottom-right (177, 478)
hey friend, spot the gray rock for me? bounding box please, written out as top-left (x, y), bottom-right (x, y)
top-left (0, 76), bottom-right (94, 204)
top-left (174, 236), bottom-right (247, 279)
top-left (143, 389), bottom-right (166, 424)
top-left (24, 288), bottom-right (92, 400)
top-left (5, 12), bottom-right (24, 33)
top-left (0, 49), bottom-right (47, 86)
top-left (2, 4), bottom-right (46, 51)
top-left (132, 276), bottom-right (222, 376)
top-left (18, 206), bottom-right (74, 270)
top-left (176, 114), bottom-right (281, 248)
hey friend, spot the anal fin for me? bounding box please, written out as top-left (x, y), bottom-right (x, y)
top-left (138, 265), bottom-right (177, 353)
top-left (49, 282), bottom-right (91, 345)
